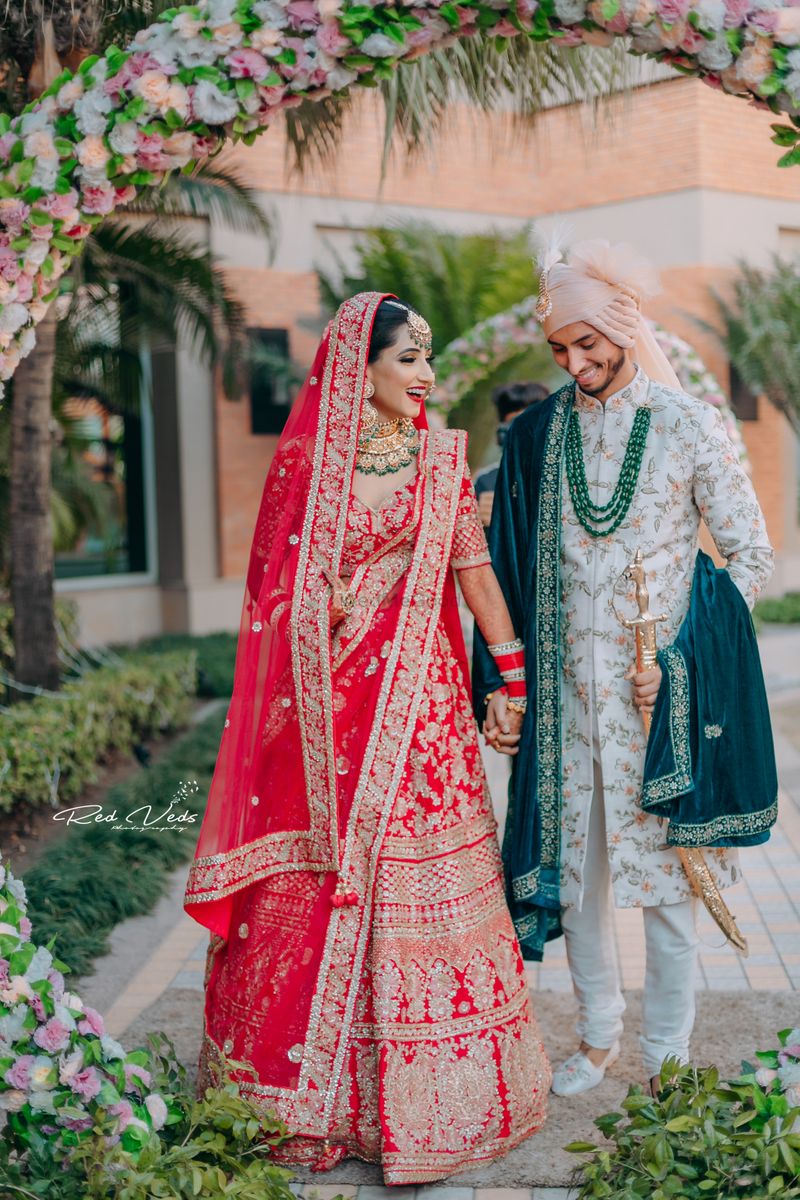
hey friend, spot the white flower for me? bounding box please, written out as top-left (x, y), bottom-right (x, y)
top-left (785, 1085), bottom-right (800, 1108)
top-left (361, 32), bottom-right (405, 57)
top-left (53, 1003), bottom-right (77, 1031)
top-left (0, 866), bottom-right (5, 888)
top-left (698, 35), bottom-right (734, 71)
top-left (18, 108), bottom-right (51, 136)
top-left (28, 1089), bottom-right (57, 1114)
top-left (695, 0), bottom-right (727, 33)
top-left (61, 991), bottom-right (84, 1012)
top-left (0, 1004), bottom-right (30, 1046)
top-left (145, 1093), bottom-right (168, 1130)
top-left (100, 1034), bottom-right (126, 1061)
top-left (74, 87), bottom-right (113, 137)
top-left (6, 876), bottom-right (25, 906)
top-left (786, 70), bottom-right (800, 101)
top-left (58, 1048), bottom-right (85, 1083)
top-left (108, 121), bottom-right (140, 156)
top-left (779, 1062), bottom-right (800, 1088)
top-left (175, 37), bottom-right (222, 68)
top-left (0, 1090), bottom-right (26, 1113)
top-left (253, 0), bottom-right (292, 29)
top-left (0, 305), bottom-right (29, 337)
top-left (30, 1055), bottom-right (56, 1089)
top-left (191, 80), bottom-right (240, 125)
top-left (207, 0), bottom-right (238, 23)
top-left (31, 157), bottom-right (59, 190)
top-left (554, 0), bottom-right (587, 22)
top-left (326, 65), bottom-right (358, 90)
top-left (755, 1066), bottom-right (778, 1087)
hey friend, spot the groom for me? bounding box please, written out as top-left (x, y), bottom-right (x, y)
top-left (473, 238), bottom-right (777, 1096)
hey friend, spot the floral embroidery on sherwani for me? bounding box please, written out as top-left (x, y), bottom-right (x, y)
top-left (558, 367), bottom-right (773, 910)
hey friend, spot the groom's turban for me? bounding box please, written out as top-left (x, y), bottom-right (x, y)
top-left (535, 238), bottom-right (681, 391)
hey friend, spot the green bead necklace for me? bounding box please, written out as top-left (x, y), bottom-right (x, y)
top-left (565, 398), bottom-right (651, 539)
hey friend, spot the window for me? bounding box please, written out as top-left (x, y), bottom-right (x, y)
top-left (54, 399), bottom-right (150, 579)
top-left (249, 327), bottom-right (291, 435)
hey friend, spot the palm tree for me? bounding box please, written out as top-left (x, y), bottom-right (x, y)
top-left (713, 257), bottom-right (800, 434)
top-left (320, 223), bottom-right (560, 464)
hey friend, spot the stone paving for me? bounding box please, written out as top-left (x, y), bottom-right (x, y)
top-left (77, 625), bottom-right (800, 1200)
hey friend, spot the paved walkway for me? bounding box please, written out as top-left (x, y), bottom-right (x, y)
top-left (76, 626), bottom-right (800, 1200)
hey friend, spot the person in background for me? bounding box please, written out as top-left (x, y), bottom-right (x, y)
top-left (474, 381), bottom-right (549, 526)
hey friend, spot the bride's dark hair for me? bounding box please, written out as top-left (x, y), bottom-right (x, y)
top-left (368, 297), bottom-right (424, 362)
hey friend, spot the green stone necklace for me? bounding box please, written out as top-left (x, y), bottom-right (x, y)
top-left (565, 394), bottom-right (651, 539)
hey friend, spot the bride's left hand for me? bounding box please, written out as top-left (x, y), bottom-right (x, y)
top-left (322, 568), bottom-right (352, 627)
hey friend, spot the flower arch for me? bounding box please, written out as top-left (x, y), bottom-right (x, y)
top-left (432, 294), bottom-right (749, 463)
top-left (1, 0), bottom-right (800, 402)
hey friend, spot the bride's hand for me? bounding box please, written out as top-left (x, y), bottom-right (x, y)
top-left (483, 691), bottom-right (522, 756)
top-left (322, 568), bottom-right (353, 627)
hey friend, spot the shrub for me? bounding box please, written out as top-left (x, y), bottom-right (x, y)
top-left (0, 861), bottom-right (296, 1199)
top-left (568, 1039), bottom-right (800, 1199)
top-left (0, 651), bottom-right (197, 813)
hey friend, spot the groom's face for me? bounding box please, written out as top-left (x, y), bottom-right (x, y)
top-left (547, 321), bottom-right (629, 401)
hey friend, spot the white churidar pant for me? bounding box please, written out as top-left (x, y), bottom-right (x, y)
top-left (560, 725), bottom-right (699, 1078)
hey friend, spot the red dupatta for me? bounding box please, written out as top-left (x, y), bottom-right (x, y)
top-left (185, 293), bottom-right (475, 1122)
top-left (184, 293), bottom-right (456, 937)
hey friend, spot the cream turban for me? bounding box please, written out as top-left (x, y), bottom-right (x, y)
top-left (535, 237), bottom-right (682, 392)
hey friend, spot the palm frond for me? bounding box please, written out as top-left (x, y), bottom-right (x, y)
top-left (125, 156), bottom-right (277, 251)
top-left (285, 33), bottom-right (650, 177)
top-left (711, 257), bottom-right (800, 433)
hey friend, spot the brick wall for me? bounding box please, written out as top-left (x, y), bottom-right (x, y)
top-left (214, 76), bottom-right (798, 576)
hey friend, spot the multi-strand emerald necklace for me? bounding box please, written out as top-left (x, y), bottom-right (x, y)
top-left (565, 389), bottom-right (651, 539)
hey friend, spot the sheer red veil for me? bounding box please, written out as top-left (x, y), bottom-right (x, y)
top-left (185, 292), bottom-right (437, 938)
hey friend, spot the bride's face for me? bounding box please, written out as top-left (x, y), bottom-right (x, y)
top-left (365, 323), bottom-right (435, 423)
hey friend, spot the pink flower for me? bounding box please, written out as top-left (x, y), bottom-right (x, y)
top-left (80, 187), bottom-right (116, 215)
top-left (287, 0), bottom-right (322, 31)
top-left (37, 191), bottom-right (79, 221)
top-left (5, 1055), bottom-right (34, 1089)
top-left (657, 0), bottom-right (690, 21)
top-left (748, 10), bottom-right (778, 35)
top-left (680, 26), bottom-right (707, 51)
top-left (104, 51), bottom-right (174, 98)
top-left (114, 185), bottom-right (137, 205)
top-left (30, 991), bottom-right (46, 1020)
top-left (124, 1062), bottom-right (152, 1091)
top-left (108, 1099), bottom-right (133, 1130)
top-left (135, 131), bottom-right (171, 171)
top-left (60, 1114), bottom-right (93, 1131)
top-left (33, 1017), bottom-right (71, 1053)
top-left (494, 18), bottom-right (521, 35)
top-left (723, 0), bottom-right (750, 27)
top-left (226, 48), bottom-right (271, 78)
top-left (517, 0), bottom-right (539, 25)
top-left (18, 916), bottom-right (32, 939)
top-left (77, 1006), bottom-right (105, 1038)
top-left (0, 200), bottom-right (31, 236)
top-left (70, 1067), bottom-right (101, 1100)
top-left (0, 133), bottom-right (17, 161)
top-left (316, 21), bottom-right (352, 55)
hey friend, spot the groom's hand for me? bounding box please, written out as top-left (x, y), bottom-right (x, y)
top-left (483, 692), bottom-right (522, 756)
top-left (625, 665), bottom-right (662, 715)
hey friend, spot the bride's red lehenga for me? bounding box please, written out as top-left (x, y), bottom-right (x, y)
top-left (185, 293), bottom-right (550, 1184)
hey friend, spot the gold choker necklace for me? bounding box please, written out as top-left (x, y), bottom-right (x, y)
top-left (356, 417), bottom-right (420, 477)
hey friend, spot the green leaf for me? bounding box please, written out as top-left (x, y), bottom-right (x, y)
top-left (565, 1141), bottom-right (599, 1152)
top-left (601, 0), bottom-right (621, 19)
top-left (665, 1115), bottom-right (700, 1132)
top-left (770, 125), bottom-right (798, 147)
top-left (769, 1176), bottom-right (785, 1194)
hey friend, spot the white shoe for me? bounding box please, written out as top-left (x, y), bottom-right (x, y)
top-left (550, 1042), bottom-right (621, 1097)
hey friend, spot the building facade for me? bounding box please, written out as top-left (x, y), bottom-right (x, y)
top-left (57, 75), bottom-right (800, 644)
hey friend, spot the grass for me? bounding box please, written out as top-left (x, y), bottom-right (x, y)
top-left (20, 706), bottom-right (225, 976)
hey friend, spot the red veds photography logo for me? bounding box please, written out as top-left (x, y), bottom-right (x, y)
top-left (52, 779), bottom-right (199, 833)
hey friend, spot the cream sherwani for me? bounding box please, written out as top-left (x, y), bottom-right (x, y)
top-left (558, 366), bottom-right (774, 912)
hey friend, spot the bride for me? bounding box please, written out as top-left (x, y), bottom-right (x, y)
top-left (185, 291), bottom-right (551, 1184)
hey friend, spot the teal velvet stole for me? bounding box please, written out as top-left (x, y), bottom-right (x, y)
top-left (473, 384), bottom-right (573, 961)
top-left (473, 387), bottom-right (777, 962)
top-left (641, 549), bottom-right (778, 846)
